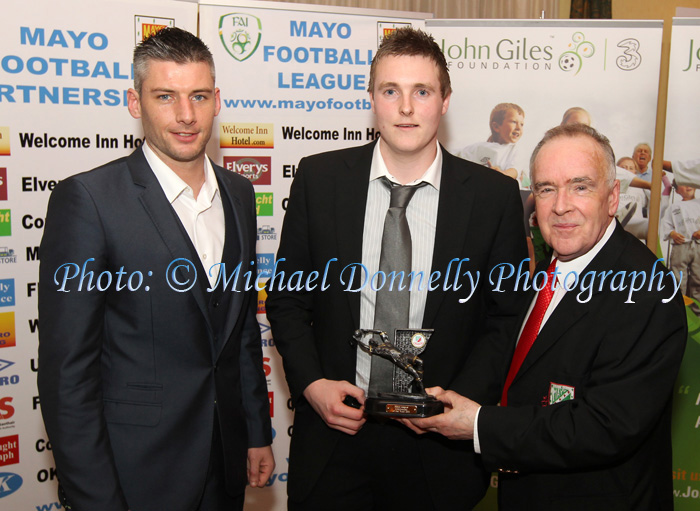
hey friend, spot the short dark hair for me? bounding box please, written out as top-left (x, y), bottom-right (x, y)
top-left (530, 123), bottom-right (616, 188)
top-left (133, 27), bottom-right (215, 93)
top-left (367, 27), bottom-right (451, 98)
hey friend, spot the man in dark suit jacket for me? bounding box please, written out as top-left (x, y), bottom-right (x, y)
top-left (266, 28), bottom-right (527, 510)
top-left (408, 124), bottom-right (687, 510)
top-left (38, 28), bottom-right (273, 511)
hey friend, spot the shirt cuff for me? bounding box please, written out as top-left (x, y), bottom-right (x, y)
top-left (473, 405), bottom-right (482, 454)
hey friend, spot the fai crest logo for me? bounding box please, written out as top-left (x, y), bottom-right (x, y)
top-left (219, 13), bottom-right (262, 62)
top-left (558, 32), bottom-right (595, 75)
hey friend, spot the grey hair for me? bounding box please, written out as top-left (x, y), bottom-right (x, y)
top-left (633, 142), bottom-right (652, 155)
top-left (529, 123), bottom-right (616, 188)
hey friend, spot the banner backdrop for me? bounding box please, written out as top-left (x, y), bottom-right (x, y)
top-left (0, 0), bottom-right (198, 508)
top-left (661, 17), bottom-right (700, 510)
top-left (197, 1), bottom-right (427, 508)
top-left (426, 19), bottom-right (663, 253)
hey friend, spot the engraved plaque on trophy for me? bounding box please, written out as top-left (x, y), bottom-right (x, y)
top-left (352, 328), bottom-right (444, 418)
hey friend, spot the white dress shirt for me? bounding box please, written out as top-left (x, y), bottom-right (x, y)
top-left (142, 141), bottom-right (225, 288)
top-left (355, 140), bottom-right (442, 392)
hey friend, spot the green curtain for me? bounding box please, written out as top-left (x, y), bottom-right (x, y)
top-left (570, 0), bottom-right (612, 19)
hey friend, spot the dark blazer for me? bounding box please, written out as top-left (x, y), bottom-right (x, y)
top-left (266, 141), bottom-right (528, 508)
top-left (478, 223), bottom-right (687, 510)
top-left (38, 148), bottom-right (271, 511)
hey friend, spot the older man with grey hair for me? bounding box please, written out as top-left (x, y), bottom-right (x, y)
top-left (406, 123), bottom-right (687, 510)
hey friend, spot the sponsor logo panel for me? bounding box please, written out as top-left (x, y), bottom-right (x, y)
top-left (0, 211), bottom-right (10, 237)
top-left (0, 313), bottom-right (15, 349)
top-left (257, 225), bottom-right (277, 241)
top-left (134, 16), bottom-right (174, 43)
top-left (0, 170), bottom-right (6, 201)
top-left (255, 193), bottom-right (273, 216)
top-left (0, 281), bottom-right (14, 307)
top-left (223, 156), bottom-right (271, 185)
top-left (220, 123), bottom-right (273, 148)
top-left (256, 253), bottom-right (274, 275)
top-left (0, 128), bottom-right (9, 156)
top-left (0, 471), bottom-right (22, 498)
top-left (0, 435), bottom-right (18, 467)
top-left (257, 288), bottom-right (267, 315)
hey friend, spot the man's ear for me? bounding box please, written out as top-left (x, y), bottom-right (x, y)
top-left (127, 88), bottom-right (141, 120)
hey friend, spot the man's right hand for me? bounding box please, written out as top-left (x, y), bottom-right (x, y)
top-left (303, 379), bottom-right (366, 435)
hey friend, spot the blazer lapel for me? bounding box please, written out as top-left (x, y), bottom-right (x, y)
top-left (423, 148), bottom-right (476, 327)
top-left (513, 222), bottom-right (628, 381)
top-left (335, 142), bottom-right (373, 328)
top-left (213, 166), bottom-right (248, 359)
top-left (127, 149), bottom-right (212, 332)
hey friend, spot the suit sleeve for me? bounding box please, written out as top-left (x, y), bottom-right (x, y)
top-left (477, 292), bottom-right (686, 473)
top-left (38, 178), bottom-right (129, 511)
top-left (265, 162), bottom-right (326, 404)
top-left (238, 184), bottom-right (273, 447)
top-left (451, 179), bottom-right (529, 404)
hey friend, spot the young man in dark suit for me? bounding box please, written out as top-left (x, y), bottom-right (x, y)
top-left (407, 123), bottom-right (687, 510)
top-left (266, 27), bottom-right (527, 510)
top-left (38, 27), bottom-right (273, 511)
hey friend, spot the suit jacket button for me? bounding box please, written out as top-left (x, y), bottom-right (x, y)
top-left (213, 301), bottom-right (220, 308)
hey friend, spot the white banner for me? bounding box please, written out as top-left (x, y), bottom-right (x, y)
top-left (427, 19), bottom-right (662, 250)
top-left (0, 0), bottom-right (198, 508)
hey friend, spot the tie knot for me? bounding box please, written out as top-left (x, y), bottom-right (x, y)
top-left (380, 177), bottom-right (425, 209)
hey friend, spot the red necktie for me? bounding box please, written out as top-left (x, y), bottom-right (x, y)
top-left (500, 258), bottom-right (558, 406)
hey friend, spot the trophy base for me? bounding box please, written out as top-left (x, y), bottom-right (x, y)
top-left (365, 392), bottom-right (444, 418)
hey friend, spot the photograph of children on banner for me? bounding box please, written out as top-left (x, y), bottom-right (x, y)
top-left (657, 158), bottom-right (700, 313)
top-left (441, 100), bottom-right (657, 264)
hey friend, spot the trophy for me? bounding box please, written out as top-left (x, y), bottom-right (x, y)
top-left (351, 328), bottom-right (444, 418)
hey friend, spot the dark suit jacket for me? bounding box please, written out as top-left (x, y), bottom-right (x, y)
top-left (266, 141), bottom-right (528, 507)
top-left (478, 222), bottom-right (687, 510)
top-left (38, 148), bottom-right (271, 511)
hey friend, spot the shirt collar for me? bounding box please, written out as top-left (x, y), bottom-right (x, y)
top-left (142, 141), bottom-right (219, 204)
top-left (369, 139), bottom-right (442, 190)
top-left (553, 218), bottom-right (617, 278)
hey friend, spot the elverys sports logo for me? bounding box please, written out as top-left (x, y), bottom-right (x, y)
top-left (219, 13), bottom-right (262, 61)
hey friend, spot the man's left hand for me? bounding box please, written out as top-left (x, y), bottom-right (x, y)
top-left (400, 386), bottom-right (481, 440)
top-left (247, 446), bottom-right (275, 488)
